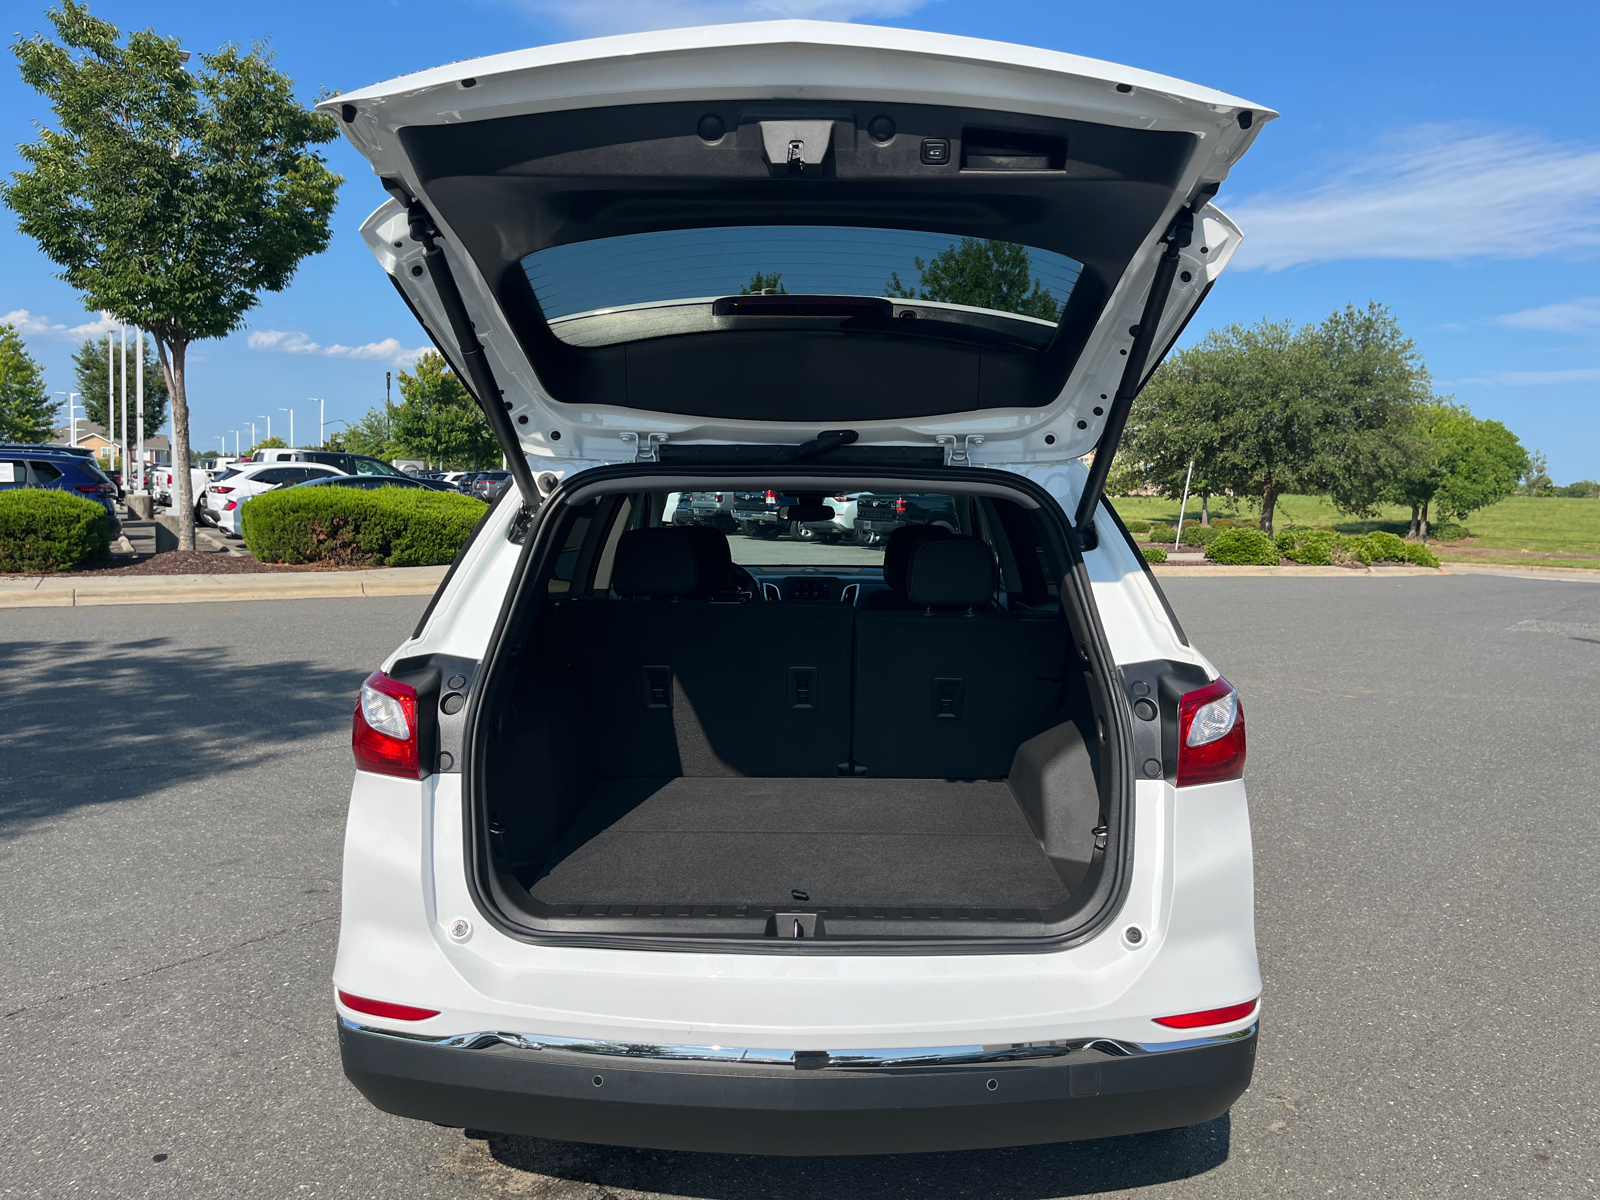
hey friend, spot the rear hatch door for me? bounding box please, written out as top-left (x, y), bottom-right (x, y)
top-left (324, 21), bottom-right (1273, 470)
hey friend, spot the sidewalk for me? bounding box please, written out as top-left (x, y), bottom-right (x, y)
top-left (0, 564), bottom-right (449, 608)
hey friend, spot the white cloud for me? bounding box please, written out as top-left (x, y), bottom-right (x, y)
top-left (1496, 296), bottom-right (1600, 333)
top-left (2, 308), bottom-right (120, 340)
top-left (247, 329), bottom-right (429, 366)
top-left (513, 0), bottom-right (930, 36)
top-left (1225, 125), bottom-right (1600, 270)
top-left (1460, 367), bottom-right (1600, 386)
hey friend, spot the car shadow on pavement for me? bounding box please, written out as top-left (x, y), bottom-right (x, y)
top-left (0, 635), bottom-right (365, 834)
top-left (470, 1117), bottom-right (1230, 1197)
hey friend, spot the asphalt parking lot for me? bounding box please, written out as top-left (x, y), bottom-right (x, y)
top-left (3, 573), bottom-right (1597, 1197)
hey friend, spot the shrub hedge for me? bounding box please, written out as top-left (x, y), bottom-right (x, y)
top-left (241, 485), bottom-right (488, 567)
top-left (1204, 528), bottom-right (1282, 565)
top-left (1179, 523), bottom-right (1221, 547)
top-left (0, 489), bottom-right (111, 572)
top-left (1274, 525), bottom-right (1440, 568)
top-left (1124, 518), bottom-right (1151, 534)
top-left (1141, 545), bottom-right (1168, 564)
top-left (1146, 521), bottom-right (1174, 544)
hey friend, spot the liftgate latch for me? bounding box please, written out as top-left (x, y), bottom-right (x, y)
top-left (938, 434), bottom-right (984, 466)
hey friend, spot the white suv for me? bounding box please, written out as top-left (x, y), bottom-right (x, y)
top-left (203, 461), bottom-right (345, 534)
top-left (327, 22), bottom-right (1268, 1155)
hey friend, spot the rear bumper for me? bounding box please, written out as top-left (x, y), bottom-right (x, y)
top-left (338, 1018), bottom-right (1255, 1155)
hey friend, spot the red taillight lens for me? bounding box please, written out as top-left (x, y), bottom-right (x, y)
top-left (895, 498), bottom-right (906, 514)
top-left (222, 500), bottom-right (237, 511)
top-left (352, 670), bottom-right (420, 778)
top-left (1153, 999), bottom-right (1258, 1029)
top-left (211, 485), bottom-right (234, 494)
top-left (1176, 677), bottom-right (1246, 787)
top-left (337, 989), bottom-right (439, 1022)
top-left (765, 490), bottom-right (776, 504)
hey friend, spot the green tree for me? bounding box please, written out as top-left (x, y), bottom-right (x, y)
top-left (328, 403), bottom-right (396, 458)
top-left (249, 435), bottom-right (285, 453)
top-left (1124, 347), bottom-right (1233, 526)
top-left (1388, 402), bottom-right (1527, 537)
top-left (3, 1), bottom-right (342, 550)
top-left (885, 238), bottom-right (1060, 320)
top-left (392, 353), bottom-right (499, 469)
top-left (72, 334), bottom-right (169, 432)
top-left (1519, 449), bottom-right (1553, 496)
top-left (740, 271), bottom-right (787, 295)
top-left (0, 323), bottom-right (59, 442)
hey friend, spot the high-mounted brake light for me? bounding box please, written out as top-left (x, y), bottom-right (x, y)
top-left (1176, 677), bottom-right (1246, 787)
top-left (352, 670), bottom-right (420, 778)
top-left (337, 989), bottom-right (439, 1022)
top-left (1153, 999), bottom-right (1258, 1029)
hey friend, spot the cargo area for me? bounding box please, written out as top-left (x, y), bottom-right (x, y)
top-left (472, 477), bottom-right (1123, 942)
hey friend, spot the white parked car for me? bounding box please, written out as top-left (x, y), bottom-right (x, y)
top-left (328, 22), bottom-right (1267, 1155)
top-left (203, 461), bottom-right (345, 535)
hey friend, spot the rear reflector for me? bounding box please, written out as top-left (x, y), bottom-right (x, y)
top-left (352, 670), bottom-right (420, 778)
top-left (1153, 999), bottom-right (1258, 1029)
top-left (337, 989), bottom-right (439, 1022)
top-left (1176, 677), bottom-right (1246, 787)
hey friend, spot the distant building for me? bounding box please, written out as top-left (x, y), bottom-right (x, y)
top-left (52, 423), bottom-right (172, 467)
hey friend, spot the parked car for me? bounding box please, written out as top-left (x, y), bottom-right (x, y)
top-left (248, 449), bottom-right (414, 479)
top-left (854, 493), bottom-right (959, 545)
top-left (204, 461), bottom-right (345, 535)
top-left (466, 470), bottom-right (511, 500)
top-left (0, 445), bottom-right (120, 534)
top-left (294, 474), bottom-right (457, 493)
top-left (149, 465), bottom-right (213, 515)
top-left (328, 23), bottom-right (1265, 1156)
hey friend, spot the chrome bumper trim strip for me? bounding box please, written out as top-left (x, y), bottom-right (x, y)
top-left (340, 1018), bottom-right (1256, 1067)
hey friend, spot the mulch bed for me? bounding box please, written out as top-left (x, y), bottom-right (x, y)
top-left (6, 550), bottom-right (375, 578)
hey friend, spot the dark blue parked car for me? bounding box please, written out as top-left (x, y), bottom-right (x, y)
top-left (0, 444), bottom-right (120, 533)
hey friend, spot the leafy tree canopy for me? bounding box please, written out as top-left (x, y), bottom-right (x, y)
top-left (3, 0), bottom-right (342, 548)
top-left (740, 271), bottom-right (787, 295)
top-left (250, 435), bottom-right (285, 453)
top-left (885, 238), bottom-right (1060, 321)
top-left (326, 404), bottom-right (396, 459)
top-left (72, 334), bottom-right (169, 431)
top-left (1519, 449), bottom-right (1554, 496)
top-left (0, 323), bottom-right (59, 442)
top-left (392, 352), bottom-right (500, 470)
top-left (1388, 402), bottom-right (1527, 531)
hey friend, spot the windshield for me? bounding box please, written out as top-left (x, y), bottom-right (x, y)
top-left (523, 226), bottom-right (1082, 323)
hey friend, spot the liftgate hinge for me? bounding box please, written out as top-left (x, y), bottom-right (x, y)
top-left (626, 432), bottom-right (668, 462)
top-left (938, 434), bottom-right (984, 466)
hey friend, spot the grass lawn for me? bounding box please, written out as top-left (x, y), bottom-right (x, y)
top-left (1108, 494), bottom-right (1600, 567)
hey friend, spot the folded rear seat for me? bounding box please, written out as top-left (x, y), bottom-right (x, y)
top-left (572, 527), bottom-right (853, 778)
top-left (853, 537), bottom-right (1071, 779)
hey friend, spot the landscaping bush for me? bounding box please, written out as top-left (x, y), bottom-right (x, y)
top-left (1207, 517), bottom-right (1241, 529)
top-left (1275, 527), bottom-right (1351, 566)
top-left (1204, 528), bottom-right (1282, 565)
top-left (0, 488), bottom-right (111, 572)
top-left (1428, 522), bottom-right (1469, 541)
top-left (1146, 522), bottom-right (1174, 544)
top-left (1123, 518), bottom-right (1151, 534)
top-left (241, 485), bottom-right (488, 567)
top-left (1405, 542), bottom-right (1441, 568)
top-left (1141, 545), bottom-right (1168, 564)
top-left (1349, 530), bottom-right (1410, 563)
top-left (1179, 523), bottom-right (1220, 547)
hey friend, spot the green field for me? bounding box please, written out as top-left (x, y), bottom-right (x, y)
top-left (1108, 494), bottom-right (1600, 568)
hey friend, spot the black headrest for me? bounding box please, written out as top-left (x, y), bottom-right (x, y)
top-left (611, 527), bottom-right (731, 598)
top-left (881, 523), bottom-right (952, 594)
top-left (905, 536), bottom-right (997, 609)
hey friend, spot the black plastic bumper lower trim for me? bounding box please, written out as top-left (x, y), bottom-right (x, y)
top-left (338, 1019), bottom-right (1255, 1155)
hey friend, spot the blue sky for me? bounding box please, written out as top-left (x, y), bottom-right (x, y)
top-left (3, 0), bottom-right (1598, 478)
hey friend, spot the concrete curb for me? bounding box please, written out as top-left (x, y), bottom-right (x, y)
top-left (1151, 564), bottom-right (1448, 578)
top-left (0, 565), bottom-right (449, 608)
top-left (1437, 561), bottom-right (1600, 581)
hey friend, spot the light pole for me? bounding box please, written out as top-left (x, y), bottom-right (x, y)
top-left (135, 326), bottom-right (145, 494)
top-left (280, 407), bottom-right (294, 449)
top-left (310, 398), bottom-right (324, 448)
top-left (55, 392), bottom-right (83, 454)
top-left (217, 436), bottom-right (225, 456)
top-left (247, 421), bottom-right (257, 451)
top-left (257, 414), bottom-right (270, 445)
top-left (231, 430), bottom-right (240, 457)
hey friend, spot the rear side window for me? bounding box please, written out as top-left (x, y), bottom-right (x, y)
top-left (28, 460), bottom-right (63, 483)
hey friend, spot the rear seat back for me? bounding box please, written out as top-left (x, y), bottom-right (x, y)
top-left (854, 537), bottom-right (1070, 778)
top-left (572, 527), bottom-right (853, 778)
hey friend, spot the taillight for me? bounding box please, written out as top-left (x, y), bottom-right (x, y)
top-left (1153, 999), bottom-right (1258, 1029)
top-left (211, 485), bottom-right (234, 494)
top-left (765, 490), bottom-right (776, 504)
top-left (222, 500), bottom-right (237, 511)
top-left (352, 670), bottom-right (419, 778)
top-left (76, 484), bottom-right (112, 495)
top-left (895, 497), bottom-right (907, 514)
top-left (1176, 678), bottom-right (1246, 787)
top-left (336, 990), bottom-right (439, 1022)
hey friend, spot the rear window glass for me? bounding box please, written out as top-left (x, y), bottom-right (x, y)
top-left (28, 460), bottom-right (64, 483)
top-left (523, 226), bottom-right (1082, 323)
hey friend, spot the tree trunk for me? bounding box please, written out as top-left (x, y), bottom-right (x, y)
top-left (1408, 503), bottom-right (1420, 539)
top-left (1419, 502), bottom-right (1429, 543)
top-left (154, 336), bottom-right (196, 552)
top-left (1200, 493), bottom-right (1211, 526)
top-left (1259, 485), bottom-right (1279, 535)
